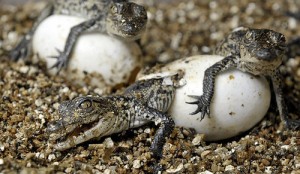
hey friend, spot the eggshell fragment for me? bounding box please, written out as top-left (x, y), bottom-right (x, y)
top-left (32, 15), bottom-right (141, 88)
top-left (138, 55), bottom-right (271, 141)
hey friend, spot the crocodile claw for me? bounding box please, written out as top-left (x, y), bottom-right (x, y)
top-left (49, 48), bottom-right (68, 73)
top-left (9, 37), bottom-right (30, 61)
top-left (152, 163), bottom-right (163, 174)
top-left (186, 95), bottom-right (210, 121)
top-left (10, 47), bottom-right (27, 61)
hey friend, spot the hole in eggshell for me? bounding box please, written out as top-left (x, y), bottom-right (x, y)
top-left (112, 66), bottom-right (141, 91)
top-left (128, 66), bottom-right (141, 84)
top-left (229, 112), bottom-right (236, 116)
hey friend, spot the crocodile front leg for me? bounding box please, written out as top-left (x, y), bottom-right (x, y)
top-left (187, 55), bottom-right (238, 120)
top-left (137, 103), bottom-right (174, 174)
top-left (150, 112), bottom-right (174, 159)
top-left (133, 100), bottom-right (174, 159)
top-left (271, 70), bottom-right (300, 129)
top-left (285, 11), bottom-right (300, 20)
top-left (50, 16), bottom-right (101, 72)
top-left (286, 37), bottom-right (300, 58)
top-left (10, 3), bottom-right (54, 60)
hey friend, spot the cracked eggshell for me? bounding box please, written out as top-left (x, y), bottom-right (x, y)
top-left (32, 15), bottom-right (141, 88)
top-left (138, 55), bottom-right (271, 141)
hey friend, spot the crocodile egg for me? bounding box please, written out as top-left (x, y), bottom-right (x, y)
top-left (138, 55), bottom-right (271, 141)
top-left (32, 15), bottom-right (141, 88)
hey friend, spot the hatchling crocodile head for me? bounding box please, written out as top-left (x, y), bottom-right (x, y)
top-left (239, 28), bottom-right (286, 75)
top-left (47, 96), bottom-right (115, 143)
top-left (106, 2), bottom-right (147, 40)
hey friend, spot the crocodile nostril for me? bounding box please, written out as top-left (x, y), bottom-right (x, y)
top-left (47, 120), bottom-right (64, 133)
top-left (256, 50), bottom-right (273, 61)
top-left (122, 23), bottom-right (136, 34)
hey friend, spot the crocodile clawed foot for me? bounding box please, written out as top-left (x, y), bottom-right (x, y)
top-left (49, 48), bottom-right (68, 73)
top-left (150, 143), bottom-right (164, 174)
top-left (9, 38), bottom-right (30, 61)
top-left (150, 143), bottom-right (163, 160)
top-left (285, 118), bottom-right (300, 130)
top-left (186, 95), bottom-right (210, 121)
top-left (10, 48), bottom-right (27, 61)
top-left (152, 163), bottom-right (163, 174)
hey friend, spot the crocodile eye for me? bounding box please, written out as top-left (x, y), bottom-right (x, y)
top-left (132, 4), bottom-right (144, 16)
top-left (245, 31), bottom-right (252, 40)
top-left (268, 31), bottom-right (285, 44)
top-left (115, 3), bottom-right (124, 14)
top-left (79, 100), bottom-right (92, 109)
top-left (278, 34), bottom-right (286, 43)
top-left (111, 6), bottom-right (118, 13)
top-left (245, 31), bottom-right (255, 41)
top-left (268, 32), bottom-right (277, 43)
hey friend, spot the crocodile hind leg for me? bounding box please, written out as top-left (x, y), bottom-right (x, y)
top-left (186, 55), bottom-right (238, 120)
top-left (10, 3), bottom-right (54, 60)
top-left (271, 70), bottom-right (300, 129)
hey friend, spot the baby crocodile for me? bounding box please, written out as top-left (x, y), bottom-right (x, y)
top-left (10, 0), bottom-right (147, 71)
top-left (47, 73), bottom-right (183, 159)
top-left (187, 27), bottom-right (300, 129)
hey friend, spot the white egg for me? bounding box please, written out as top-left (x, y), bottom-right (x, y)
top-left (32, 15), bottom-right (141, 88)
top-left (138, 55), bottom-right (271, 141)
